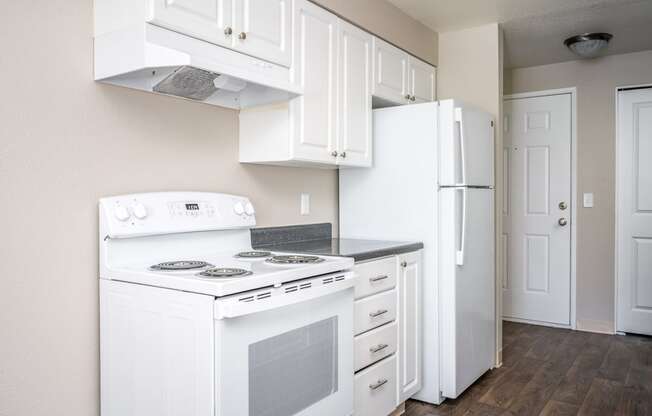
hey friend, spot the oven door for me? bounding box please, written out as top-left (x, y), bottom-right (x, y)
top-left (214, 273), bottom-right (354, 416)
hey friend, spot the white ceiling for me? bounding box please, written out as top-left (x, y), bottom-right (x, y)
top-left (385, 0), bottom-right (652, 68)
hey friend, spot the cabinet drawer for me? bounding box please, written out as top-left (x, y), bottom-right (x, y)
top-left (354, 356), bottom-right (397, 416)
top-left (354, 257), bottom-right (396, 299)
top-left (354, 321), bottom-right (397, 372)
top-left (354, 290), bottom-right (396, 335)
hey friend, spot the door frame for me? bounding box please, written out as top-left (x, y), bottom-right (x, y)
top-left (614, 83), bottom-right (652, 335)
top-left (502, 87), bottom-right (578, 330)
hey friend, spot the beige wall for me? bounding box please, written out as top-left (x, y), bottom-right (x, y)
top-left (506, 50), bottom-right (652, 333)
top-left (438, 23), bottom-right (504, 362)
top-left (312, 0), bottom-right (438, 65)
top-left (0, 0), bottom-right (435, 415)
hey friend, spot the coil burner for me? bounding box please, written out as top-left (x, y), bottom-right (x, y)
top-left (266, 255), bottom-right (325, 265)
top-left (149, 261), bottom-right (213, 271)
top-left (198, 268), bottom-right (253, 278)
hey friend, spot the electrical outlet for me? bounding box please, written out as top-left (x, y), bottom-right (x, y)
top-left (583, 193), bottom-right (594, 208)
top-left (300, 193), bottom-right (310, 215)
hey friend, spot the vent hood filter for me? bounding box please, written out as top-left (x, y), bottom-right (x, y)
top-left (153, 66), bottom-right (219, 101)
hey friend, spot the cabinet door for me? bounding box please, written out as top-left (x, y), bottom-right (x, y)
top-left (372, 37), bottom-right (409, 105)
top-left (338, 21), bottom-right (372, 167)
top-left (149, 0), bottom-right (234, 48)
top-left (408, 57), bottom-right (436, 103)
top-left (290, 0), bottom-right (338, 164)
top-left (234, 0), bottom-right (292, 67)
top-left (397, 251), bottom-right (422, 402)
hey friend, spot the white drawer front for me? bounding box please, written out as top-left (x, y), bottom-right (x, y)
top-left (354, 321), bottom-right (397, 372)
top-left (354, 356), bottom-right (397, 416)
top-left (354, 290), bottom-right (396, 335)
top-left (354, 257), bottom-right (396, 300)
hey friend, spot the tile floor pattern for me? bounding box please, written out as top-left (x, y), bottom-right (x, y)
top-left (405, 321), bottom-right (652, 416)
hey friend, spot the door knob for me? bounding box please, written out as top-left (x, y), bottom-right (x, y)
top-left (558, 218), bottom-right (568, 226)
top-left (401, 261), bottom-right (408, 268)
top-left (238, 32), bottom-right (247, 40)
top-left (559, 201), bottom-right (568, 210)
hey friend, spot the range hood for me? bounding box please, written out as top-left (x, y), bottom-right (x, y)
top-left (94, 24), bottom-right (301, 109)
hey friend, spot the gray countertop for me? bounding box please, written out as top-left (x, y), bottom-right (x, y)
top-left (251, 223), bottom-right (423, 262)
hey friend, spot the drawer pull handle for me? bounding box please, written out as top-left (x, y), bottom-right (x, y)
top-left (369, 275), bottom-right (389, 282)
top-left (369, 309), bottom-right (388, 318)
top-left (369, 343), bottom-right (389, 353)
top-left (369, 378), bottom-right (388, 390)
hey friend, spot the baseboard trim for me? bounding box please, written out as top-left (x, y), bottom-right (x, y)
top-left (390, 402), bottom-right (406, 416)
top-left (503, 316), bottom-right (571, 329)
top-left (576, 319), bottom-right (615, 334)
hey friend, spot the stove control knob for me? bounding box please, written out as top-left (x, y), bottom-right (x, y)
top-left (132, 203), bottom-right (148, 220)
top-left (233, 202), bottom-right (245, 216)
top-left (114, 206), bottom-right (131, 222)
top-left (244, 202), bottom-right (255, 216)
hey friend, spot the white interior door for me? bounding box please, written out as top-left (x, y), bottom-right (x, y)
top-left (617, 88), bottom-right (652, 336)
top-left (503, 94), bottom-right (572, 326)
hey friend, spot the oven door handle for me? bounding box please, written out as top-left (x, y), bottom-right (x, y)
top-left (214, 272), bottom-right (355, 319)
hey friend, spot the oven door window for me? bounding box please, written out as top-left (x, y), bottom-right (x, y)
top-left (248, 317), bottom-right (338, 416)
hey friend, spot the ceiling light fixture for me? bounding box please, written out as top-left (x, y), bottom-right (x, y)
top-left (564, 32), bottom-right (613, 58)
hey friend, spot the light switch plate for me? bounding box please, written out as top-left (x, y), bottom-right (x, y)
top-left (583, 193), bottom-right (594, 208)
top-left (300, 193), bottom-right (310, 215)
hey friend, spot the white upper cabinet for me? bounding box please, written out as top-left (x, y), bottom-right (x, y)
top-left (290, 0), bottom-right (339, 164)
top-left (372, 37), bottom-right (436, 106)
top-left (372, 37), bottom-right (409, 104)
top-left (234, 0), bottom-right (292, 67)
top-left (408, 56), bottom-right (436, 103)
top-left (338, 21), bottom-right (373, 167)
top-left (238, 0), bottom-right (436, 168)
top-left (148, 0), bottom-right (291, 67)
top-left (149, 0), bottom-right (234, 48)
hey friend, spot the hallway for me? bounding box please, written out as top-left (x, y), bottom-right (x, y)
top-left (406, 321), bottom-right (652, 415)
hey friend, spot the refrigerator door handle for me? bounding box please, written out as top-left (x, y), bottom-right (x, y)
top-left (456, 187), bottom-right (467, 266)
top-left (455, 107), bottom-right (467, 185)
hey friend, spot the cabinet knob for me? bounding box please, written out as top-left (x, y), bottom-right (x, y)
top-left (331, 150), bottom-right (339, 157)
top-left (238, 32), bottom-right (247, 40)
top-left (340, 152), bottom-right (347, 158)
top-left (224, 27), bottom-right (233, 36)
top-left (401, 261), bottom-right (408, 268)
top-left (410, 96), bottom-right (416, 102)
top-left (405, 94), bottom-right (411, 101)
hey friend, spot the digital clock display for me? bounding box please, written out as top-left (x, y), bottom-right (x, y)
top-left (185, 203), bottom-right (200, 211)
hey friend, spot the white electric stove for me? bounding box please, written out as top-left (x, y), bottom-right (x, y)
top-left (99, 192), bottom-right (355, 416)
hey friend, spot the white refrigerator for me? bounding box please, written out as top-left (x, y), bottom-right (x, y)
top-left (339, 100), bottom-right (495, 405)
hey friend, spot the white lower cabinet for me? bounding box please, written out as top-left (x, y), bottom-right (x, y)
top-left (397, 251), bottom-right (422, 402)
top-left (352, 251), bottom-right (422, 416)
top-left (355, 356), bottom-right (398, 416)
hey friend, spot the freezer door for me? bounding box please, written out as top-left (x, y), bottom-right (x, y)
top-left (439, 100), bottom-right (495, 187)
top-left (439, 187), bottom-right (495, 399)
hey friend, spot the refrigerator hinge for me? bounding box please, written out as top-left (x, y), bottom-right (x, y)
top-left (454, 108), bottom-right (463, 122)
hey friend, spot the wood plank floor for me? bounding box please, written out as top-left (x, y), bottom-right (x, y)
top-left (405, 321), bottom-right (652, 416)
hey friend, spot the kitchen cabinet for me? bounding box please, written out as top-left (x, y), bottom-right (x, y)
top-left (240, 0), bottom-right (372, 167)
top-left (338, 21), bottom-right (373, 167)
top-left (408, 57), bottom-right (436, 103)
top-left (352, 251), bottom-right (422, 416)
top-left (397, 251), bottom-right (422, 402)
top-left (372, 37), bottom-right (409, 104)
top-left (149, 0), bottom-right (291, 67)
top-left (372, 37), bottom-right (436, 106)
